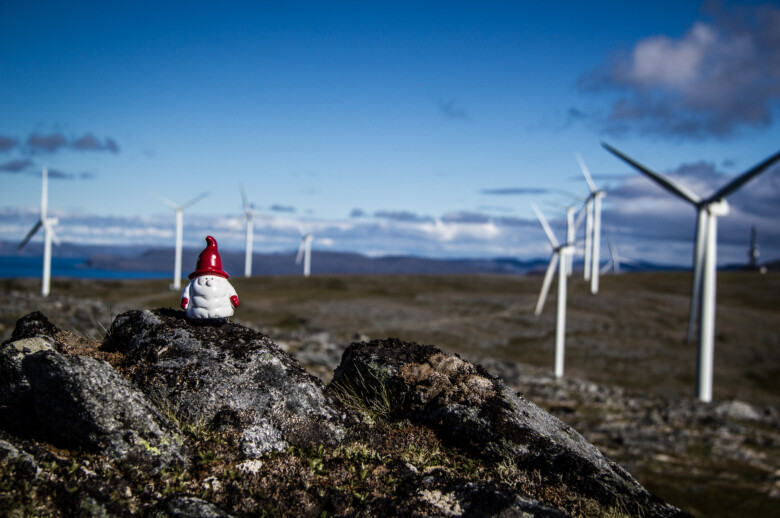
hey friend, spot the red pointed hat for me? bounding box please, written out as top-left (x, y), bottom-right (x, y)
top-left (189, 236), bottom-right (229, 279)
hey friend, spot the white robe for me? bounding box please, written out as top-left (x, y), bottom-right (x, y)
top-left (181, 275), bottom-right (238, 319)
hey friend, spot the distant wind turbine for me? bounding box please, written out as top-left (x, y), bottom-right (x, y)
top-left (158, 192), bottom-right (209, 290)
top-left (748, 226), bottom-right (759, 270)
top-left (19, 168), bottom-right (60, 297)
top-left (532, 204), bottom-right (574, 379)
top-left (240, 185), bottom-right (256, 278)
top-left (600, 237), bottom-right (638, 275)
top-left (575, 154), bottom-right (605, 293)
top-left (295, 226), bottom-right (314, 277)
top-left (603, 143), bottom-right (780, 402)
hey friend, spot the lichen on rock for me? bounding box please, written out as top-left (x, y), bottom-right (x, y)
top-left (329, 338), bottom-right (686, 517)
top-left (103, 308), bottom-right (347, 456)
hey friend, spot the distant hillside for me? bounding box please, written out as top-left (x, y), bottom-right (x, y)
top-left (6, 240), bottom-right (772, 276)
top-left (82, 247), bottom-right (549, 276)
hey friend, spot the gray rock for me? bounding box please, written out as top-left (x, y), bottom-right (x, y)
top-left (0, 438), bottom-right (40, 479)
top-left (0, 313), bottom-right (188, 473)
top-left (161, 496), bottom-right (234, 518)
top-left (0, 337), bottom-right (55, 435)
top-left (715, 400), bottom-right (761, 421)
top-left (23, 350), bottom-right (187, 471)
top-left (103, 308), bottom-right (346, 456)
top-left (329, 338), bottom-right (687, 518)
top-left (6, 311), bottom-right (60, 343)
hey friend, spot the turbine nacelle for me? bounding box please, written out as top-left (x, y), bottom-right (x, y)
top-left (706, 199), bottom-right (730, 217)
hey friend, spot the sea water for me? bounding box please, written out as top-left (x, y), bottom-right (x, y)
top-left (0, 256), bottom-right (169, 280)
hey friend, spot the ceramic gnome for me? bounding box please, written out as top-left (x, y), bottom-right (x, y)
top-left (181, 236), bottom-right (239, 319)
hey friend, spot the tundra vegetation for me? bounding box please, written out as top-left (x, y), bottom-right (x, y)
top-left (0, 271), bottom-right (777, 517)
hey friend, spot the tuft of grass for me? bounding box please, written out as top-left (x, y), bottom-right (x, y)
top-left (329, 367), bottom-right (400, 424)
top-left (149, 394), bottom-right (212, 441)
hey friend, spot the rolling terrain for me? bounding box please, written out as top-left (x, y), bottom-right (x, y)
top-left (1, 271), bottom-right (778, 516)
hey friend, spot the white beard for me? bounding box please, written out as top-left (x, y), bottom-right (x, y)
top-left (183, 275), bottom-right (236, 319)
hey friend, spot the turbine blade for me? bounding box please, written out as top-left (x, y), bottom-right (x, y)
top-left (575, 153), bottom-right (597, 194)
top-left (535, 253), bottom-right (559, 316)
top-left (602, 143), bottom-right (701, 205)
top-left (155, 194), bottom-right (179, 209)
top-left (19, 220), bottom-right (43, 249)
top-left (550, 188), bottom-right (586, 202)
top-left (531, 204), bottom-right (559, 248)
top-left (573, 203), bottom-right (587, 232)
top-left (607, 237), bottom-right (617, 262)
top-left (181, 191), bottom-right (209, 210)
top-left (296, 222), bottom-right (307, 236)
top-left (709, 149), bottom-right (780, 201)
top-left (240, 184), bottom-right (250, 212)
top-left (295, 240), bottom-right (305, 264)
top-left (41, 167), bottom-right (48, 220)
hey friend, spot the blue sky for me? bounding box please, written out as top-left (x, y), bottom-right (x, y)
top-left (1, 1), bottom-right (779, 266)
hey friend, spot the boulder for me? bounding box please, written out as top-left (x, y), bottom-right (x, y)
top-left (0, 312), bottom-right (187, 473)
top-left (329, 338), bottom-right (687, 517)
top-left (103, 308), bottom-right (346, 456)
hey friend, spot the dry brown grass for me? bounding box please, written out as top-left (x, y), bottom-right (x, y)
top-left (2, 271), bottom-right (778, 406)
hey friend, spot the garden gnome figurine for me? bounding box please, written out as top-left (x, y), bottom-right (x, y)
top-left (181, 236), bottom-right (239, 319)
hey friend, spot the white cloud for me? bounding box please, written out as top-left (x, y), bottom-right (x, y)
top-left (629, 22), bottom-right (717, 90)
top-left (579, 4), bottom-right (780, 137)
top-left (3, 169), bottom-right (779, 268)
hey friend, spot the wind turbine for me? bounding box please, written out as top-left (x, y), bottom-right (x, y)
top-left (603, 143), bottom-right (780, 402)
top-left (575, 154), bottom-right (605, 293)
top-left (295, 226), bottom-right (314, 277)
top-left (19, 168), bottom-right (60, 297)
top-left (158, 192), bottom-right (209, 290)
top-left (240, 185), bottom-right (256, 278)
top-left (748, 226), bottom-right (759, 270)
top-left (532, 204), bottom-right (574, 379)
top-left (600, 237), bottom-right (638, 275)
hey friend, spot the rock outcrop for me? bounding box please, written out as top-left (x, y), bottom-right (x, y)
top-left (0, 310), bottom-right (689, 517)
top-left (329, 339), bottom-right (683, 517)
top-left (103, 308), bottom-right (346, 457)
top-left (1, 312), bottom-right (186, 473)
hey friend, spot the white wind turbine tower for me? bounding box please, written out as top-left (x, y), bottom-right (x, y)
top-left (532, 204), bottom-right (574, 379)
top-left (19, 168), bottom-right (60, 297)
top-left (158, 192), bottom-right (209, 290)
top-left (748, 226), bottom-right (759, 270)
top-left (240, 185), bottom-right (257, 278)
top-left (575, 154), bottom-right (605, 293)
top-left (295, 226), bottom-right (314, 277)
top-left (603, 143), bottom-right (780, 402)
